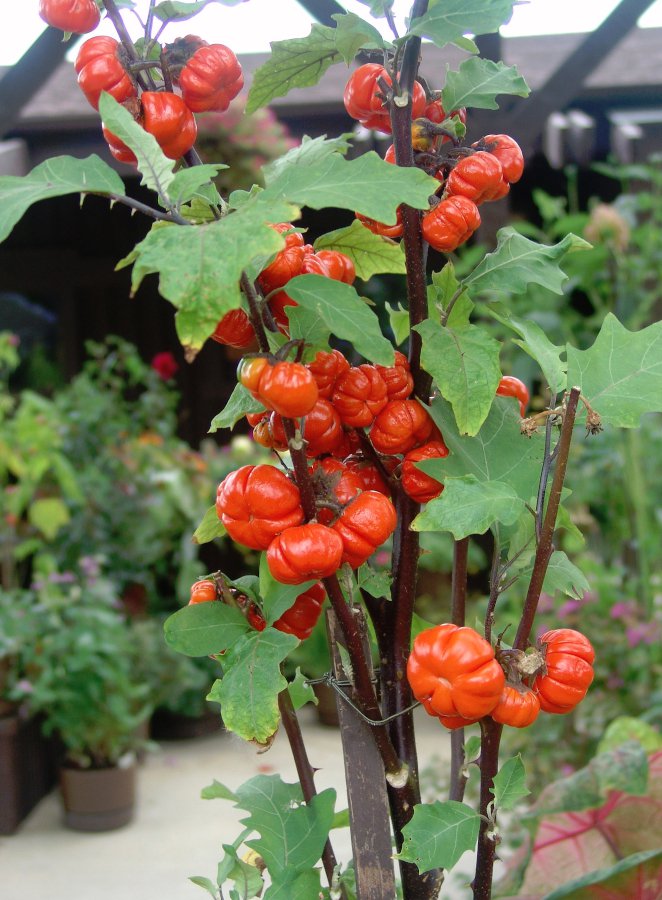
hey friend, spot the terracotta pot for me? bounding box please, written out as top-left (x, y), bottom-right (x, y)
top-left (59, 758), bottom-right (136, 832)
top-left (313, 682), bottom-right (340, 727)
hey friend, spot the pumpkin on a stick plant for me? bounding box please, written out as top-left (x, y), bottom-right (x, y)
top-left (4, 1), bottom-right (662, 897)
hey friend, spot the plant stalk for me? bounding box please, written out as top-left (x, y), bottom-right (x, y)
top-left (514, 387), bottom-right (581, 650)
top-left (472, 719), bottom-right (503, 900)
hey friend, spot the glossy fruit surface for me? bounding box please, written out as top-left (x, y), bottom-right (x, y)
top-left (274, 583), bottom-right (326, 639)
top-left (75, 37), bottom-right (136, 110)
top-left (401, 440), bottom-right (449, 503)
top-left (533, 629), bottom-right (595, 714)
top-left (445, 151), bottom-right (508, 204)
top-left (178, 43), bottom-right (244, 112)
top-left (215, 465), bottom-right (303, 550)
top-left (39, 0), bottom-right (100, 33)
top-left (491, 684), bottom-right (541, 728)
top-left (407, 623), bottom-right (505, 721)
top-left (332, 365), bottom-right (388, 428)
top-left (331, 490), bottom-right (397, 568)
top-left (315, 250), bottom-right (356, 284)
top-left (375, 352), bottom-right (414, 402)
top-left (238, 356), bottom-right (269, 398)
top-left (307, 349), bottom-right (350, 399)
top-left (267, 523), bottom-right (344, 584)
top-left (258, 361), bottom-right (319, 419)
top-left (103, 92), bottom-right (197, 163)
top-left (257, 224), bottom-right (306, 294)
top-left (355, 211), bottom-right (403, 239)
top-left (369, 399), bottom-right (434, 455)
top-left (300, 400), bottom-right (344, 458)
top-left (496, 375), bottom-right (530, 417)
top-left (188, 580), bottom-right (217, 605)
top-left (211, 308), bottom-right (256, 349)
top-left (343, 63), bottom-right (426, 133)
top-left (421, 196), bottom-right (481, 253)
top-left (477, 134), bottom-right (524, 183)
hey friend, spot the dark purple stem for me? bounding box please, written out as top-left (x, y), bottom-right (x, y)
top-left (472, 719), bottom-right (503, 900)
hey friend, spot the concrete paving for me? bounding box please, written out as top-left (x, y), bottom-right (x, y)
top-left (0, 706), bottom-right (494, 899)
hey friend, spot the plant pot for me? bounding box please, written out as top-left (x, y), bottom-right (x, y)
top-left (0, 712), bottom-right (60, 835)
top-left (149, 706), bottom-right (223, 741)
top-left (313, 682), bottom-right (340, 727)
top-left (59, 758), bottom-right (136, 832)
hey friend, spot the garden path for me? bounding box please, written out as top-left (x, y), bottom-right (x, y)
top-left (0, 706), bottom-right (494, 899)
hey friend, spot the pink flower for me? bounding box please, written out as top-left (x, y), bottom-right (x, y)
top-left (151, 351), bottom-right (179, 381)
top-left (610, 600), bottom-right (637, 619)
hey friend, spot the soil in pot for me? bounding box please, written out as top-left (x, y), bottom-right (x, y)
top-left (59, 757), bottom-right (136, 832)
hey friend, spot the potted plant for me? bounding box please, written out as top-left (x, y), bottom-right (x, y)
top-left (13, 567), bottom-right (153, 831)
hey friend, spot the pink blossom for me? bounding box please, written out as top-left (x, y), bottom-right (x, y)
top-left (610, 600), bottom-right (637, 619)
top-left (151, 351), bottom-right (179, 381)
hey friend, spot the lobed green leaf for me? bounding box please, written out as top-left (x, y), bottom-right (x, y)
top-left (314, 219), bottom-right (407, 280)
top-left (396, 801), bottom-right (481, 872)
top-left (441, 57), bottom-right (529, 112)
top-left (209, 383), bottom-right (265, 434)
top-left (408, 0), bottom-right (517, 50)
top-left (412, 474), bottom-right (524, 539)
top-left (492, 755), bottom-right (530, 811)
top-left (164, 602), bottom-right (250, 657)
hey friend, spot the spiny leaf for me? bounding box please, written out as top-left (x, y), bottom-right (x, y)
top-left (566, 314), bottom-right (662, 427)
top-left (415, 318), bottom-right (502, 436)
top-left (332, 11), bottom-right (385, 63)
top-left (262, 134), bottom-right (353, 184)
top-left (412, 474), bottom-right (524, 539)
top-left (442, 57), bottom-right (529, 112)
top-left (408, 0), bottom-right (517, 51)
top-left (209, 383), bottom-right (265, 434)
top-left (492, 755), bottom-right (529, 811)
top-left (262, 150), bottom-right (438, 224)
top-left (314, 219), bottom-right (407, 280)
top-left (164, 603), bottom-right (250, 657)
top-left (486, 301), bottom-right (567, 394)
top-left (208, 630), bottom-right (299, 743)
top-left (99, 93), bottom-right (175, 198)
top-left (286, 274), bottom-right (395, 365)
top-left (246, 24), bottom-right (342, 114)
top-left (396, 801), bottom-right (481, 872)
top-left (463, 228), bottom-right (591, 296)
top-left (0, 155), bottom-right (124, 243)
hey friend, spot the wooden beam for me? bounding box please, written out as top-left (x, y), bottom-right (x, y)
top-left (0, 27), bottom-right (77, 139)
top-left (501, 0), bottom-right (658, 154)
top-left (296, 0), bottom-right (347, 27)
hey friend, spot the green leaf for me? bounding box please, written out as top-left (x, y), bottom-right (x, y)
top-left (164, 603), bottom-right (250, 657)
top-left (465, 736), bottom-right (481, 762)
top-left (209, 383), bottom-right (265, 433)
top-left (286, 275), bottom-right (395, 366)
top-left (542, 550), bottom-right (590, 600)
top-left (0, 155), bottom-right (125, 243)
top-left (153, 0), bottom-right (246, 22)
top-left (262, 134), bottom-right (353, 184)
top-left (408, 0), bottom-right (517, 50)
top-left (123, 194), bottom-right (299, 354)
top-left (355, 0), bottom-right (394, 15)
top-left (246, 25), bottom-right (342, 114)
top-left (415, 319), bottom-right (501, 436)
top-left (598, 717), bottom-right (662, 755)
top-left (543, 849), bottom-right (662, 900)
top-left (288, 668), bottom-right (316, 711)
top-left (492, 755), bottom-right (529, 811)
top-left (527, 742), bottom-right (649, 818)
top-left (357, 565), bottom-right (392, 599)
top-left (314, 220), bottom-right (407, 280)
top-left (566, 314), bottom-right (662, 427)
top-left (262, 151), bottom-right (438, 223)
top-left (428, 263), bottom-right (474, 328)
top-left (426, 396), bottom-right (546, 507)
top-left (169, 165), bottom-right (225, 208)
top-left (208, 631), bottom-right (299, 743)
top-left (188, 875), bottom-right (219, 898)
top-left (396, 801), bottom-right (481, 872)
top-left (388, 303), bottom-right (410, 346)
top-left (259, 553), bottom-right (317, 625)
top-left (486, 302), bottom-right (567, 394)
top-left (234, 775), bottom-right (336, 875)
top-left (192, 505), bottom-right (226, 544)
top-left (463, 228), bottom-right (591, 297)
top-left (99, 93), bottom-right (175, 197)
top-left (201, 779), bottom-right (238, 802)
top-left (266, 869), bottom-right (322, 899)
top-left (441, 58), bottom-right (529, 112)
top-left (412, 474), bottom-right (524, 539)
top-left (332, 12), bottom-right (385, 63)
top-left (27, 497), bottom-right (70, 540)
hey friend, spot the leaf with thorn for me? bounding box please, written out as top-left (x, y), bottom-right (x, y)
top-left (441, 58), bottom-right (529, 112)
